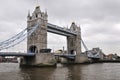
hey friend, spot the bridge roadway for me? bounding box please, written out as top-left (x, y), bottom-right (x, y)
top-left (0, 52), bottom-right (35, 56)
top-left (0, 52), bottom-right (76, 60)
top-left (47, 23), bottom-right (77, 36)
top-left (0, 52), bottom-right (100, 59)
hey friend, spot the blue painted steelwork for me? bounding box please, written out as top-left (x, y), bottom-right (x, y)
top-left (0, 23), bottom-right (77, 51)
top-left (0, 52), bottom-right (35, 56)
top-left (87, 50), bottom-right (100, 59)
top-left (81, 38), bottom-right (100, 59)
top-left (47, 23), bottom-right (77, 36)
top-left (0, 24), bottom-right (39, 51)
top-left (0, 22), bottom-right (100, 59)
top-left (0, 22), bottom-right (78, 56)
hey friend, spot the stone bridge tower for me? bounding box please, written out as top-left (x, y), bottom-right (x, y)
top-left (20, 6), bottom-right (56, 67)
top-left (66, 22), bottom-right (88, 63)
top-left (67, 22), bottom-right (81, 55)
top-left (27, 6), bottom-right (47, 53)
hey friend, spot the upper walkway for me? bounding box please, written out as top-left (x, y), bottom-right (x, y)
top-left (47, 23), bottom-right (77, 36)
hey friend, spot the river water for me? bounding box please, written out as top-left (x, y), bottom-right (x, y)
top-left (0, 63), bottom-right (120, 80)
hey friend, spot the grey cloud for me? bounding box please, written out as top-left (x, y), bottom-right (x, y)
top-left (45, 0), bottom-right (120, 23)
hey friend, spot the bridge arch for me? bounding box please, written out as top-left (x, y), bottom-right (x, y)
top-left (28, 45), bottom-right (38, 53)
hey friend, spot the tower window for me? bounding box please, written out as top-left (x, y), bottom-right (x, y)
top-left (36, 14), bottom-right (38, 18)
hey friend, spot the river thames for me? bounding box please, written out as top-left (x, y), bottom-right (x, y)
top-left (0, 63), bottom-right (120, 80)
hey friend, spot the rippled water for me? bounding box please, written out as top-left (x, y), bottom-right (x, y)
top-left (0, 63), bottom-right (120, 80)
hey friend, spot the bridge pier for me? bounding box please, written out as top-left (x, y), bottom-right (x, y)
top-left (20, 53), bottom-right (56, 67)
top-left (75, 54), bottom-right (89, 63)
top-left (60, 55), bottom-right (88, 64)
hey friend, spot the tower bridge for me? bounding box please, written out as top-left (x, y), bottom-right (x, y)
top-left (0, 6), bottom-right (89, 67)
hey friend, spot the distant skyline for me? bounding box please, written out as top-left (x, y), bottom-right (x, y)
top-left (0, 0), bottom-right (120, 55)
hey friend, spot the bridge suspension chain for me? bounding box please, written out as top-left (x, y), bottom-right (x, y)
top-left (81, 38), bottom-right (89, 51)
top-left (0, 24), bottom-right (39, 51)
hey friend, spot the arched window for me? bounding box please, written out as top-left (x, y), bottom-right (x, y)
top-left (29, 45), bottom-right (38, 53)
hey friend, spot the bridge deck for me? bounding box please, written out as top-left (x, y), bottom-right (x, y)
top-left (0, 52), bottom-right (35, 56)
top-left (47, 23), bottom-right (77, 36)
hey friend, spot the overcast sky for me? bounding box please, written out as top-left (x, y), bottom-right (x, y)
top-left (0, 0), bottom-right (120, 55)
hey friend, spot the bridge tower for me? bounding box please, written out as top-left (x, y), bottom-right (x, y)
top-left (20, 6), bottom-right (56, 67)
top-left (67, 22), bottom-right (81, 55)
top-left (27, 6), bottom-right (47, 53)
top-left (66, 22), bottom-right (88, 63)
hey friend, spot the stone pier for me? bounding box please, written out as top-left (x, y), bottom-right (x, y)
top-left (20, 53), bottom-right (56, 67)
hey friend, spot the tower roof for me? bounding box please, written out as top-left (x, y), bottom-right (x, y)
top-left (70, 22), bottom-right (78, 31)
top-left (34, 6), bottom-right (41, 13)
top-left (36, 6), bottom-right (40, 9)
top-left (27, 10), bottom-right (30, 17)
top-left (72, 22), bottom-right (75, 25)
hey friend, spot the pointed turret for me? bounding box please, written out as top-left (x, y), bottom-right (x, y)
top-left (31, 6), bottom-right (42, 19)
top-left (45, 10), bottom-right (48, 16)
top-left (34, 6), bottom-right (41, 13)
top-left (44, 9), bottom-right (48, 20)
top-left (27, 10), bottom-right (30, 17)
top-left (27, 10), bottom-right (31, 20)
top-left (70, 22), bottom-right (78, 31)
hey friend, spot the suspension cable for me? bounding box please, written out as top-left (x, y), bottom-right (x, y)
top-left (81, 38), bottom-right (89, 51)
top-left (0, 24), bottom-right (39, 51)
